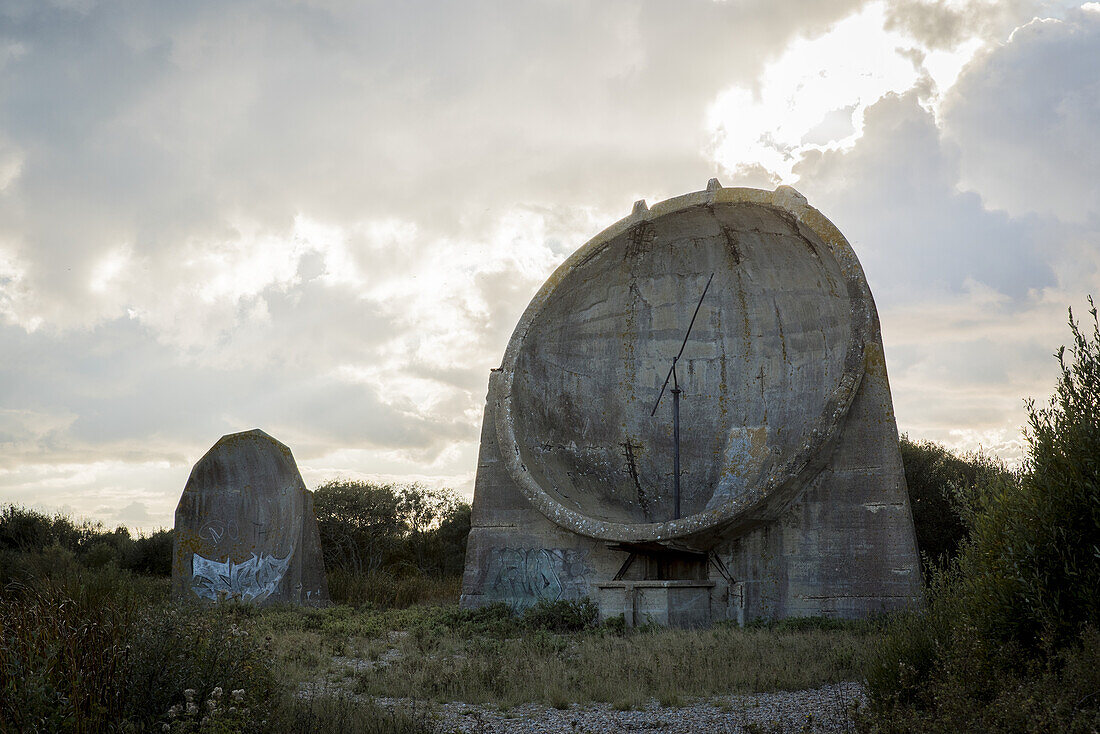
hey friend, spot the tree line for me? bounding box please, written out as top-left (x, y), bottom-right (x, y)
top-left (0, 480), bottom-right (472, 587)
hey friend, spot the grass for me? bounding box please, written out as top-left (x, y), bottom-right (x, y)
top-left (351, 623), bottom-right (878, 709)
top-left (327, 569), bottom-right (461, 608)
top-left (0, 549), bottom-right (877, 731)
top-left (239, 600), bottom-right (882, 711)
top-left (263, 691), bottom-right (438, 734)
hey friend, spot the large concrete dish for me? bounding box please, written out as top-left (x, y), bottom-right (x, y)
top-left (495, 183), bottom-right (874, 543)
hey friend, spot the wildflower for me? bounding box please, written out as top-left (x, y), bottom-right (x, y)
top-left (185, 702), bottom-right (198, 717)
top-left (201, 717), bottom-right (209, 727)
top-left (212, 686), bottom-right (223, 698)
top-left (167, 704), bottom-right (182, 719)
top-left (183, 689), bottom-right (196, 703)
top-left (206, 698), bottom-right (218, 713)
top-left (231, 689), bottom-right (245, 703)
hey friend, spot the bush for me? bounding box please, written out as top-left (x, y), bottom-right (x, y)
top-left (313, 481), bottom-right (470, 579)
top-left (865, 300), bottom-right (1100, 731)
top-left (899, 436), bottom-right (1009, 570)
top-left (0, 505), bottom-right (172, 578)
top-left (0, 563), bottom-right (277, 732)
top-left (522, 597), bottom-right (599, 633)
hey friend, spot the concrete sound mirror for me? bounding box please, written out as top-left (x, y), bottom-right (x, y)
top-left (460, 181), bottom-right (922, 626)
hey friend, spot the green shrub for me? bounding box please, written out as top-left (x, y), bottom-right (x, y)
top-left (865, 300), bottom-right (1100, 731)
top-left (522, 597), bottom-right (599, 633)
top-left (899, 436), bottom-right (1009, 570)
top-left (128, 529), bottom-right (174, 576)
top-left (0, 505), bottom-right (173, 578)
top-left (313, 481), bottom-right (470, 579)
top-left (412, 601), bottom-right (520, 638)
top-left (0, 566), bottom-right (275, 732)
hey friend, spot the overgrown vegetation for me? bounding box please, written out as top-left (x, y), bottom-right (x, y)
top-left (864, 300), bottom-right (1100, 733)
top-left (352, 615), bottom-right (877, 709)
top-left (898, 434), bottom-right (1010, 571)
top-left (0, 553), bottom-right (440, 733)
top-left (0, 481), bottom-right (470, 733)
top-left (220, 599), bottom-right (877, 712)
top-left (0, 505), bottom-right (172, 582)
top-left (312, 480), bottom-right (470, 606)
top-left (0, 554), bottom-right (273, 732)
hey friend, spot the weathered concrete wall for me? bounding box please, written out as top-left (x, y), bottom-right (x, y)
top-left (172, 429), bottom-right (329, 606)
top-left (460, 182), bottom-right (922, 623)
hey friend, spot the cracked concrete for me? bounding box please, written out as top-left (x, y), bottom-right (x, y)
top-left (461, 182), bottom-right (922, 624)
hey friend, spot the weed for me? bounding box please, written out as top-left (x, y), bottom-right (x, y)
top-left (0, 567), bottom-right (275, 732)
top-left (353, 623), bottom-right (877, 708)
top-left (521, 598), bottom-right (598, 633)
top-left (265, 691), bottom-right (437, 733)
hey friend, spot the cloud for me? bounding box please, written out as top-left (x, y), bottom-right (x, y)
top-left (790, 86), bottom-right (1096, 463)
top-left (1, 0), bottom-right (882, 528)
top-left (0, 0), bottom-right (1094, 529)
top-left (0, 0), bottom-right (876, 326)
top-left (941, 7), bottom-right (1100, 222)
top-left (793, 90), bottom-right (1056, 301)
top-left (884, 0), bottom-right (1036, 49)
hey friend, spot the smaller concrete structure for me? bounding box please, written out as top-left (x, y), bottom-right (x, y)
top-left (172, 429), bottom-right (329, 605)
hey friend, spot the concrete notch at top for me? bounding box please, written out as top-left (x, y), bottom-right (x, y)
top-left (492, 182), bottom-right (873, 545)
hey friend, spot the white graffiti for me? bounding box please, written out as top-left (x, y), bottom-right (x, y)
top-left (191, 551), bottom-right (292, 603)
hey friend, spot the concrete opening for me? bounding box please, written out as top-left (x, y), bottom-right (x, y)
top-left (598, 542), bottom-right (717, 628)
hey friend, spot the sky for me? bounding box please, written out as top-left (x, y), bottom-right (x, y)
top-left (0, 0), bottom-right (1097, 533)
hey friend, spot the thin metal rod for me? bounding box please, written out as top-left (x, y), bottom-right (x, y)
top-left (651, 272), bottom-right (715, 416)
top-left (672, 364), bottom-right (681, 520)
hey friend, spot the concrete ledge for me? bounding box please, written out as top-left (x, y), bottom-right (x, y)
top-left (596, 580), bottom-right (717, 628)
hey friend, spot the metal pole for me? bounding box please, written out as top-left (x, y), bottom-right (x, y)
top-left (672, 362), bottom-right (681, 520)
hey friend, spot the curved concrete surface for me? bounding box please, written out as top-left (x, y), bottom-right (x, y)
top-left (496, 184), bottom-right (873, 543)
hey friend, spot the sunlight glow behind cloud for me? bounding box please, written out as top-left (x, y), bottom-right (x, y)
top-left (0, 0), bottom-right (1095, 531)
top-left (707, 2), bottom-right (986, 182)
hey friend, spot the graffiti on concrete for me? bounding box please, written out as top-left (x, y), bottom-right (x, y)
top-left (484, 547), bottom-right (589, 609)
top-left (191, 551), bottom-right (292, 603)
top-left (198, 518), bottom-right (240, 545)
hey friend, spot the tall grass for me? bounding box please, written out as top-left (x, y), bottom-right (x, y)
top-left (327, 569), bottom-right (461, 609)
top-left (264, 692), bottom-right (438, 734)
top-left (0, 567), bottom-right (276, 732)
top-left (0, 557), bottom-right (440, 733)
top-left (354, 621), bottom-right (878, 709)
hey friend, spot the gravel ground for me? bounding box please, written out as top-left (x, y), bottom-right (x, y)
top-left (369, 682), bottom-right (866, 734)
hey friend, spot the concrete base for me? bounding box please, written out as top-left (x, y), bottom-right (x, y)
top-left (596, 580), bottom-right (716, 628)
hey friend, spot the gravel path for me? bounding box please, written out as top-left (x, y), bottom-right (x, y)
top-left (371, 682), bottom-right (865, 734)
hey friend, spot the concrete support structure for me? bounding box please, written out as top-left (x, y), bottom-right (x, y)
top-left (460, 182), bottom-right (922, 625)
top-left (172, 429), bottom-right (329, 606)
